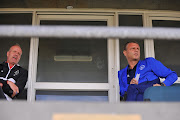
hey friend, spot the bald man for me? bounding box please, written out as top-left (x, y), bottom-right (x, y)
top-left (0, 44), bottom-right (28, 101)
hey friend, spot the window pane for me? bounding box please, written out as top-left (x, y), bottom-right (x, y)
top-left (0, 13), bottom-right (32, 25)
top-left (119, 15), bottom-right (144, 69)
top-left (153, 20), bottom-right (180, 76)
top-left (41, 20), bottom-right (107, 26)
top-left (37, 38), bottom-right (108, 83)
top-left (119, 15), bottom-right (143, 26)
top-left (36, 91), bottom-right (108, 102)
top-left (0, 13), bottom-right (32, 100)
top-left (37, 20), bottom-right (108, 83)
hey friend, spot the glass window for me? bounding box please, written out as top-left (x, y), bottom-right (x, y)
top-left (0, 13), bottom-right (32, 25)
top-left (36, 91), bottom-right (108, 102)
top-left (0, 13), bottom-right (32, 100)
top-left (119, 15), bottom-right (144, 69)
top-left (37, 20), bottom-right (108, 83)
top-left (153, 20), bottom-right (180, 76)
top-left (119, 15), bottom-right (143, 27)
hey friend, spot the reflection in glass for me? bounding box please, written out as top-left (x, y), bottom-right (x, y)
top-left (153, 20), bottom-right (180, 76)
top-left (37, 20), bottom-right (108, 83)
top-left (37, 38), bottom-right (108, 83)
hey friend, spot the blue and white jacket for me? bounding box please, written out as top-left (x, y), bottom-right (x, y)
top-left (118, 57), bottom-right (178, 97)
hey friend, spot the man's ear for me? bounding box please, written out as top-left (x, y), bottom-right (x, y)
top-left (7, 51), bottom-right (9, 57)
top-left (123, 50), bottom-right (126, 57)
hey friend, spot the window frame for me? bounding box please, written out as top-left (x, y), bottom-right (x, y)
top-left (147, 14), bottom-right (180, 83)
top-left (28, 13), bottom-right (118, 103)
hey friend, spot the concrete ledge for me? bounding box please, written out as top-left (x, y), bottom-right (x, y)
top-left (0, 101), bottom-right (180, 120)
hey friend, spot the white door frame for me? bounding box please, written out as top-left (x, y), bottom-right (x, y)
top-left (28, 13), bottom-right (117, 103)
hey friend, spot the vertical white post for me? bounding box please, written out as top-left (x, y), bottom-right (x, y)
top-left (27, 11), bottom-right (39, 102)
top-left (143, 13), bottom-right (155, 58)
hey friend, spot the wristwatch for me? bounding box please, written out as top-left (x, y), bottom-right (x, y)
top-left (161, 83), bottom-right (166, 86)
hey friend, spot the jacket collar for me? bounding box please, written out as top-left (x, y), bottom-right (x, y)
top-left (3, 61), bottom-right (20, 67)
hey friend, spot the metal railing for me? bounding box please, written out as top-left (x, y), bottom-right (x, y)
top-left (0, 25), bottom-right (180, 40)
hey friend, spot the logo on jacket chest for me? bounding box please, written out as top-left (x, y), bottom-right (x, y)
top-left (139, 65), bottom-right (145, 70)
top-left (13, 70), bottom-right (19, 76)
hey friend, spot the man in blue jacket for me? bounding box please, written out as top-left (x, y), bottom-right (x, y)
top-left (118, 41), bottom-right (178, 101)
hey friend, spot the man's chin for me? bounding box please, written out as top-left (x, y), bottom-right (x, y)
top-left (11, 62), bottom-right (17, 65)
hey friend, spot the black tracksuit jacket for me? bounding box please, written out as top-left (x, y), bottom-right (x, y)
top-left (0, 62), bottom-right (28, 98)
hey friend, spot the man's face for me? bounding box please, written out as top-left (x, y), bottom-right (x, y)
top-left (123, 43), bottom-right (140, 61)
top-left (7, 46), bottom-right (22, 65)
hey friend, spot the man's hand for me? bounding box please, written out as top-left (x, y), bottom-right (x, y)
top-left (153, 84), bottom-right (161, 86)
top-left (153, 83), bottom-right (166, 86)
top-left (7, 81), bottom-right (19, 97)
top-left (130, 78), bottom-right (138, 85)
top-left (0, 83), bottom-right (3, 87)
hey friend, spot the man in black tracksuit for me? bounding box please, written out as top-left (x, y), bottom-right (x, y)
top-left (0, 44), bottom-right (28, 101)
